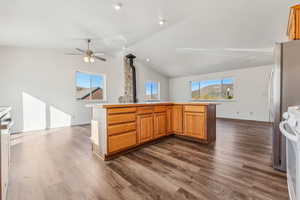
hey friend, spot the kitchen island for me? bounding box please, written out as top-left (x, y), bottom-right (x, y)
top-left (90, 102), bottom-right (217, 160)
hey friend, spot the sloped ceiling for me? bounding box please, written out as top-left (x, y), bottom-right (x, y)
top-left (0, 0), bottom-right (298, 77)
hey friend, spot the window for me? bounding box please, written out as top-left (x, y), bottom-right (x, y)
top-left (145, 81), bottom-right (160, 100)
top-left (76, 71), bottom-right (106, 101)
top-left (191, 78), bottom-right (234, 100)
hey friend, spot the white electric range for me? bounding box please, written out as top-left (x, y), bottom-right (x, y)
top-left (280, 106), bottom-right (300, 200)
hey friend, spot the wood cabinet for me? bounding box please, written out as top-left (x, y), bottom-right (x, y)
top-left (288, 4), bottom-right (300, 40)
top-left (172, 105), bottom-right (183, 134)
top-left (108, 131), bottom-right (136, 153)
top-left (184, 105), bottom-right (206, 113)
top-left (107, 110), bottom-right (137, 154)
top-left (154, 112), bottom-right (167, 138)
top-left (183, 105), bottom-right (216, 143)
top-left (108, 113), bottom-right (136, 125)
top-left (91, 103), bottom-right (216, 160)
top-left (107, 107), bottom-right (136, 114)
top-left (137, 114), bottom-right (154, 144)
top-left (166, 107), bottom-right (172, 134)
top-left (154, 106), bottom-right (167, 113)
top-left (137, 106), bottom-right (154, 114)
top-left (184, 112), bottom-right (206, 139)
top-left (108, 122), bottom-right (136, 136)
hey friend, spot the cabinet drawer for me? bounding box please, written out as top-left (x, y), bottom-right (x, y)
top-left (154, 106), bottom-right (167, 113)
top-left (184, 106), bottom-right (206, 113)
top-left (108, 131), bottom-right (137, 153)
top-left (108, 113), bottom-right (136, 125)
top-left (107, 107), bottom-right (136, 114)
top-left (173, 105), bottom-right (183, 109)
top-left (137, 106), bottom-right (154, 114)
top-left (108, 122), bottom-right (136, 136)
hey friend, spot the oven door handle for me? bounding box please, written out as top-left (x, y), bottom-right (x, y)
top-left (279, 121), bottom-right (297, 142)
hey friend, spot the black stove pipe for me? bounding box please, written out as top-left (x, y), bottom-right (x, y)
top-left (126, 54), bottom-right (137, 103)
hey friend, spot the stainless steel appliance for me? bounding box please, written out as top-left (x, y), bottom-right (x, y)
top-left (271, 40), bottom-right (300, 171)
top-left (279, 106), bottom-right (300, 200)
top-left (0, 107), bottom-right (12, 200)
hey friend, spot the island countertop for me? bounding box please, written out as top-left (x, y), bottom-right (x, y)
top-left (87, 102), bottom-right (220, 109)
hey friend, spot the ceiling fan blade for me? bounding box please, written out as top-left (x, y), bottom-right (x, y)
top-left (94, 56), bottom-right (106, 62)
top-left (65, 53), bottom-right (83, 55)
top-left (76, 48), bottom-right (85, 53)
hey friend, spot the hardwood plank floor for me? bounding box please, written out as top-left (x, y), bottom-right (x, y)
top-left (7, 119), bottom-right (288, 200)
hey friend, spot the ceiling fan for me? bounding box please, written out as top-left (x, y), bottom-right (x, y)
top-left (67, 39), bottom-right (106, 63)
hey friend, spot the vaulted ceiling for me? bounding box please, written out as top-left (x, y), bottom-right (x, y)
top-left (0, 0), bottom-right (297, 77)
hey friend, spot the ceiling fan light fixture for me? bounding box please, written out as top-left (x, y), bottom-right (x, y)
top-left (158, 19), bottom-right (166, 26)
top-left (90, 57), bottom-right (95, 63)
top-left (83, 55), bottom-right (95, 63)
top-left (114, 3), bottom-right (122, 11)
top-left (83, 56), bottom-right (90, 63)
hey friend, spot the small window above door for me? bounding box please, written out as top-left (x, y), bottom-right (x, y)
top-left (145, 81), bottom-right (160, 101)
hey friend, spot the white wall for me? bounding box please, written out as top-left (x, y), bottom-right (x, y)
top-left (169, 65), bottom-right (273, 122)
top-left (0, 45), bottom-right (272, 133)
top-left (136, 61), bottom-right (169, 102)
top-left (0, 46), bottom-right (169, 132)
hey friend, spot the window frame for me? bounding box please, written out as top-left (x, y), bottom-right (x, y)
top-left (75, 70), bottom-right (107, 102)
top-left (144, 80), bottom-right (161, 101)
top-left (189, 77), bottom-right (235, 102)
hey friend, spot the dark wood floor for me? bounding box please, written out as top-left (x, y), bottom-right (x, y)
top-left (8, 119), bottom-right (288, 200)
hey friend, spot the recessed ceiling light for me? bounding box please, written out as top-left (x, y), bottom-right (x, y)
top-left (146, 58), bottom-right (150, 62)
top-left (114, 3), bottom-right (122, 11)
top-left (158, 19), bottom-right (166, 26)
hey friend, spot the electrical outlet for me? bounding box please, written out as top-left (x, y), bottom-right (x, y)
top-left (249, 112), bottom-right (253, 115)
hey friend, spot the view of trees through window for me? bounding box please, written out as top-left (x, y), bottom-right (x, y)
top-left (76, 71), bottom-right (105, 100)
top-left (145, 81), bottom-right (159, 100)
top-left (191, 78), bottom-right (234, 100)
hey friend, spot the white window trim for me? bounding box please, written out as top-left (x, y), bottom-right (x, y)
top-left (189, 77), bottom-right (235, 102)
top-left (144, 80), bottom-right (161, 101)
top-left (75, 70), bottom-right (107, 102)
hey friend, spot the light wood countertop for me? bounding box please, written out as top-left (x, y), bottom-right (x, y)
top-left (88, 102), bottom-right (220, 109)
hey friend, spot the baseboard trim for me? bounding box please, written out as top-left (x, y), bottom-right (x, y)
top-left (11, 122), bottom-right (91, 135)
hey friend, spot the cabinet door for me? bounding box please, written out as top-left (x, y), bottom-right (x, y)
top-left (166, 107), bottom-right (172, 134)
top-left (154, 112), bottom-right (167, 138)
top-left (172, 106), bottom-right (183, 134)
top-left (137, 114), bottom-right (154, 143)
top-left (184, 112), bottom-right (206, 139)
